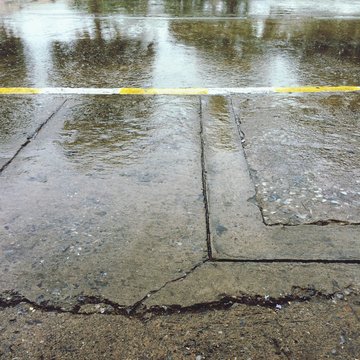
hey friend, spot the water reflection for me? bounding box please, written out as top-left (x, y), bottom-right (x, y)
top-left (163, 0), bottom-right (249, 17)
top-left (51, 20), bottom-right (155, 86)
top-left (296, 21), bottom-right (360, 59)
top-left (68, 0), bottom-right (360, 17)
top-left (60, 97), bottom-right (154, 171)
top-left (169, 19), bottom-right (297, 86)
top-left (0, 26), bottom-right (26, 86)
top-left (169, 18), bottom-right (360, 86)
top-left (70, 0), bottom-right (149, 15)
top-left (176, 0), bottom-right (360, 18)
top-left (0, 0), bottom-right (359, 88)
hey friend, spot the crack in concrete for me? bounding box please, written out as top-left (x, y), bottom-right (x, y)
top-left (199, 96), bottom-right (213, 260)
top-left (0, 285), bottom-right (356, 320)
top-left (267, 219), bottom-right (360, 227)
top-left (145, 285), bottom-right (357, 316)
top-left (129, 259), bottom-right (209, 314)
top-left (213, 259), bottom-right (360, 264)
top-left (0, 259), bottom-right (209, 318)
top-left (0, 98), bottom-right (67, 175)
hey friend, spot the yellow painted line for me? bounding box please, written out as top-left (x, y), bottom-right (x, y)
top-left (0, 86), bottom-right (359, 95)
top-left (275, 86), bottom-right (360, 93)
top-left (119, 88), bottom-right (209, 95)
top-left (0, 87), bottom-right (41, 94)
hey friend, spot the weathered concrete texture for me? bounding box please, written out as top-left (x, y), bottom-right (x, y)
top-left (202, 96), bottom-right (360, 260)
top-left (0, 96), bottom-right (66, 169)
top-left (212, 222), bottom-right (360, 260)
top-left (0, 96), bottom-right (207, 308)
top-left (232, 94), bottom-right (360, 225)
top-left (0, 294), bottom-right (359, 359)
top-left (144, 262), bottom-right (360, 307)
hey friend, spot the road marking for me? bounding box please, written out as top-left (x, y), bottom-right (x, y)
top-left (0, 87), bottom-right (41, 94)
top-left (0, 86), bottom-right (359, 96)
top-left (119, 88), bottom-right (209, 95)
top-left (275, 86), bottom-right (360, 93)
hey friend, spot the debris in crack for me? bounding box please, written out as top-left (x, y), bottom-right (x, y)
top-left (267, 219), bottom-right (360, 227)
top-left (199, 96), bottom-right (213, 260)
top-left (0, 259), bottom-right (209, 317)
top-left (0, 285), bottom-right (357, 320)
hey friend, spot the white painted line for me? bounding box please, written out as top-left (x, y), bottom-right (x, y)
top-left (41, 88), bottom-right (119, 95)
top-left (208, 87), bottom-right (274, 95)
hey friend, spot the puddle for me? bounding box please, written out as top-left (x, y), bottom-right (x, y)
top-left (0, 1), bottom-right (359, 88)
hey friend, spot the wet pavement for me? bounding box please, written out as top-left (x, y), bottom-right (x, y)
top-left (234, 94), bottom-right (360, 225)
top-left (0, 0), bottom-right (360, 358)
top-left (0, 96), bottom-right (207, 307)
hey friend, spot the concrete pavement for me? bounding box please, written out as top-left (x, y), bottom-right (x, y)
top-left (0, 0), bottom-right (359, 358)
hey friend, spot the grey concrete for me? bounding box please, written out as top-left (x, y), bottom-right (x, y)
top-left (0, 0), bottom-right (359, 342)
top-left (0, 96), bottom-right (207, 308)
top-left (0, 1), bottom-right (360, 358)
top-left (202, 96), bottom-right (360, 260)
top-left (0, 97), bottom-right (66, 169)
top-left (144, 262), bottom-right (360, 307)
top-left (232, 94), bottom-right (360, 225)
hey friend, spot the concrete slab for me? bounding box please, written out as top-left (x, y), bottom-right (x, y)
top-left (233, 94), bottom-right (360, 225)
top-left (0, 96), bottom-right (66, 169)
top-left (202, 96), bottom-right (360, 260)
top-left (144, 262), bottom-right (360, 307)
top-left (0, 96), bottom-right (207, 308)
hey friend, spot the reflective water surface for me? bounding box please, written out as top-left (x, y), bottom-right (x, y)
top-left (0, 0), bottom-right (359, 88)
top-left (60, 97), bottom-right (155, 171)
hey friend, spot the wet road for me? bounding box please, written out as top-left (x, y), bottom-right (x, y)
top-left (0, 0), bottom-right (359, 312)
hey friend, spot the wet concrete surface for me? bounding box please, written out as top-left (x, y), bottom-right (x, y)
top-left (203, 96), bottom-right (360, 260)
top-left (0, 96), bottom-right (65, 169)
top-left (233, 94), bottom-right (360, 225)
top-left (0, 96), bottom-right (207, 307)
top-left (0, 0), bottom-right (360, 357)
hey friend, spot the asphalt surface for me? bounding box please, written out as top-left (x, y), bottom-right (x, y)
top-left (0, 0), bottom-right (359, 358)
